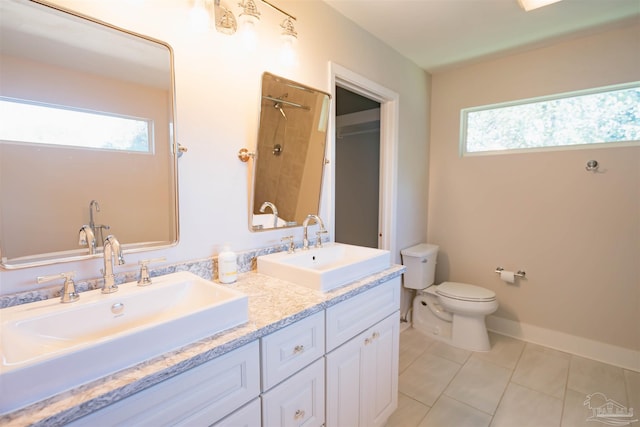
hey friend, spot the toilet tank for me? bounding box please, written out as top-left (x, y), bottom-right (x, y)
top-left (401, 243), bottom-right (439, 290)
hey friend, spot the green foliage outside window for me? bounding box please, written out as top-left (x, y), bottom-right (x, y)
top-left (461, 83), bottom-right (640, 155)
top-left (0, 97), bottom-right (152, 153)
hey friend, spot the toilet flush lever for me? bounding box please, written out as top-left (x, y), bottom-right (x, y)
top-left (421, 258), bottom-right (428, 263)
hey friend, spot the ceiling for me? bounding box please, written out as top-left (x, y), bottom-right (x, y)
top-left (322, 0), bottom-right (640, 73)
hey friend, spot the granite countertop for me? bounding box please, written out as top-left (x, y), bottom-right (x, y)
top-left (1, 266), bottom-right (405, 427)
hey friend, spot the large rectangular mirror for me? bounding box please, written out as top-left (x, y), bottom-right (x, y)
top-left (250, 73), bottom-right (331, 231)
top-left (0, 0), bottom-right (178, 269)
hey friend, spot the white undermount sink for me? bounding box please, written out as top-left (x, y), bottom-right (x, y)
top-left (257, 242), bottom-right (391, 292)
top-left (0, 271), bottom-right (248, 414)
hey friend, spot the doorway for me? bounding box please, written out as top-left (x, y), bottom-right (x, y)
top-left (334, 87), bottom-right (380, 248)
top-left (328, 63), bottom-right (400, 258)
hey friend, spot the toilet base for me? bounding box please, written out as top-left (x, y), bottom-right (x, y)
top-left (412, 292), bottom-right (493, 352)
top-left (451, 313), bottom-right (491, 352)
top-left (412, 293), bottom-right (452, 341)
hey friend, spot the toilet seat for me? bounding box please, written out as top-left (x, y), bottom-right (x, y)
top-left (436, 282), bottom-right (496, 302)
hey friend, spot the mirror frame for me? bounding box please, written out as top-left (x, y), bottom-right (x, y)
top-left (0, 0), bottom-right (179, 269)
top-left (249, 72), bottom-right (331, 232)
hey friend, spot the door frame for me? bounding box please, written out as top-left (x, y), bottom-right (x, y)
top-left (325, 63), bottom-right (399, 257)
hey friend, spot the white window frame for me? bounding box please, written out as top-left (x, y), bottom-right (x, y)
top-left (460, 82), bottom-right (640, 157)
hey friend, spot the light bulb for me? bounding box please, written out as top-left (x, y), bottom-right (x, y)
top-left (240, 18), bottom-right (258, 50)
top-left (280, 36), bottom-right (297, 68)
top-left (189, 0), bottom-right (210, 33)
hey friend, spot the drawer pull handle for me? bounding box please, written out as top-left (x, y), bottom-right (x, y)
top-left (294, 409), bottom-right (305, 420)
top-left (293, 344), bottom-right (305, 354)
top-left (365, 332), bottom-right (380, 345)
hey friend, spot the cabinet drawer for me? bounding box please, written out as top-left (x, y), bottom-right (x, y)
top-left (213, 398), bottom-right (261, 427)
top-left (261, 357), bottom-right (325, 427)
top-left (261, 311), bottom-right (325, 391)
top-left (326, 277), bottom-right (400, 351)
top-left (68, 341), bottom-right (260, 427)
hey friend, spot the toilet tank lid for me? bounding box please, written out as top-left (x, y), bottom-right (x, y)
top-left (401, 243), bottom-right (439, 258)
top-left (437, 282), bottom-right (496, 301)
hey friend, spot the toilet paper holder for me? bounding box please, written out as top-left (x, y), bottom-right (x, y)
top-left (495, 267), bottom-right (526, 278)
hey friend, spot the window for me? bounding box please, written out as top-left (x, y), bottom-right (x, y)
top-left (0, 97), bottom-right (152, 153)
top-left (461, 83), bottom-right (640, 155)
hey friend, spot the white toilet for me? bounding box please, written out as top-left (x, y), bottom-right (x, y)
top-left (401, 243), bottom-right (498, 352)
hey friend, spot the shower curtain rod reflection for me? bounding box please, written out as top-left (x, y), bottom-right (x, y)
top-left (262, 95), bottom-right (310, 110)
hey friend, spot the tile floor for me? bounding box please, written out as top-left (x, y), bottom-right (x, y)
top-left (386, 326), bottom-right (640, 427)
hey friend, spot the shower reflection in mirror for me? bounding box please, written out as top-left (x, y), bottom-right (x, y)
top-left (250, 73), bottom-right (331, 232)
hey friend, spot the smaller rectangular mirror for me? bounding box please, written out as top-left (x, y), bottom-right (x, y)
top-left (250, 73), bottom-right (331, 231)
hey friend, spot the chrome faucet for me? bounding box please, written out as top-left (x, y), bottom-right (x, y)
top-left (89, 199), bottom-right (110, 244)
top-left (259, 201), bottom-right (279, 228)
top-left (302, 214), bottom-right (326, 250)
top-left (89, 200), bottom-right (99, 230)
top-left (78, 224), bottom-right (97, 254)
top-left (102, 235), bottom-right (125, 293)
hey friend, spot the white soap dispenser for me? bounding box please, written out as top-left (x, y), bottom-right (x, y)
top-left (218, 244), bottom-right (238, 284)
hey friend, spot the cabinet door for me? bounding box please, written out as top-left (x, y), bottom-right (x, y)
top-left (363, 311), bottom-right (399, 427)
top-left (325, 329), bottom-right (367, 427)
top-left (326, 311), bottom-right (399, 427)
top-left (261, 358), bottom-right (325, 427)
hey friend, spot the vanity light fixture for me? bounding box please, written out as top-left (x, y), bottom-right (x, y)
top-left (238, 0), bottom-right (260, 49)
top-left (195, 0), bottom-right (297, 40)
top-left (259, 1), bottom-right (298, 65)
top-left (280, 15), bottom-right (297, 42)
top-left (189, 0), bottom-right (211, 33)
top-left (279, 20), bottom-right (297, 67)
top-left (239, 0), bottom-right (261, 25)
top-left (213, 0), bottom-right (237, 35)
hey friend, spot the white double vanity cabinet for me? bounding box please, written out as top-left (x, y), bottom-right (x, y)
top-left (65, 273), bottom-right (401, 427)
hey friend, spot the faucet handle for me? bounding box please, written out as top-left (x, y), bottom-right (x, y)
top-left (137, 257), bottom-right (166, 286)
top-left (315, 230), bottom-right (328, 248)
top-left (37, 271), bottom-right (79, 303)
top-left (281, 236), bottom-right (295, 253)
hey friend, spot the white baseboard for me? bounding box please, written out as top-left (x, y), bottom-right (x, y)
top-left (486, 315), bottom-right (640, 372)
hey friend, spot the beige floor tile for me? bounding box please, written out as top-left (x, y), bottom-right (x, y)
top-left (427, 340), bottom-right (472, 365)
top-left (561, 388), bottom-right (598, 427)
top-left (399, 352), bottom-right (462, 407)
top-left (511, 343), bottom-right (569, 399)
top-left (472, 333), bottom-right (525, 370)
top-left (399, 327), bottom-right (435, 373)
top-left (385, 393), bottom-right (430, 427)
top-left (490, 382), bottom-right (563, 427)
top-left (419, 395), bottom-right (491, 427)
top-left (567, 355), bottom-right (628, 405)
top-left (624, 369), bottom-right (640, 419)
top-left (444, 357), bottom-right (512, 415)
top-left (524, 342), bottom-right (572, 360)
top-left (394, 329), bottom-right (638, 427)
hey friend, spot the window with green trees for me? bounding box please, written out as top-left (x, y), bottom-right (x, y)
top-left (0, 97), bottom-right (152, 153)
top-left (461, 83), bottom-right (640, 155)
